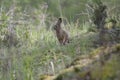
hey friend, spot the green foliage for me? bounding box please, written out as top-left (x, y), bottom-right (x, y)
top-left (0, 0), bottom-right (120, 80)
top-left (0, 11), bottom-right (9, 45)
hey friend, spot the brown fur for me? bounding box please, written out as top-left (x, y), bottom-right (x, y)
top-left (54, 18), bottom-right (69, 45)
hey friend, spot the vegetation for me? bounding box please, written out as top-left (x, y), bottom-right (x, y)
top-left (42, 44), bottom-right (120, 80)
top-left (0, 0), bottom-right (120, 80)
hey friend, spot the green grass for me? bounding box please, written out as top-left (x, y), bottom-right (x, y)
top-left (0, 22), bottom-right (96, 80)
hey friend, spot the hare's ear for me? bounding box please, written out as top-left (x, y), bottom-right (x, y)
top-left (58, 18), bottom-right (62, 24)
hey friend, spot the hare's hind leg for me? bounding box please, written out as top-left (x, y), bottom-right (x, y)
top-left (62, 36), bottom-right (66, 45)
top-left (66, 39), bottom-right (69, 43)
top-left (63, 37), bottom-right (69, 45)
top-left (58, 39), bottom-right (64, 45)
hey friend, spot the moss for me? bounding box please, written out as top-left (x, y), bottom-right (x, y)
top-left (90, 44), bottom-right (120, 58)
top-left (91, 54), bottom-right (120, 80)
top-left (47, 44), bottom-right (120, 80)
top-left (89, 47), bottom-right (104, 58)
top-left (39, 75), bottom-right (54, 80)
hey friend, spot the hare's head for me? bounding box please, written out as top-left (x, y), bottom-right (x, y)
top-left (54, 18), bottom-right (62, 31)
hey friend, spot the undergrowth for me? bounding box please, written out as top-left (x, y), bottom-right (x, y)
top-left (0, 22), bottom-right (95, 80)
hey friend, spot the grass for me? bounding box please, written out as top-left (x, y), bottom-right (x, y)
top-left (0, 21), bottom-right (96, 80)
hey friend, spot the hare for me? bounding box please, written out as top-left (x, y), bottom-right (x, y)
top-left (54, 18), bottom-right (69, 45)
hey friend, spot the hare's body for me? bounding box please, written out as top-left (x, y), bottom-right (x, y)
top-left (55, 29), bottom-right (69, 45)
top-left (54, 18), bottom-right (69, 45)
